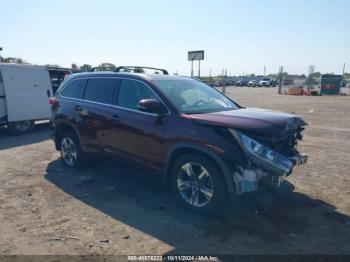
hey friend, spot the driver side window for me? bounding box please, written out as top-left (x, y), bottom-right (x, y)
top-left (117, 79), bottom-right (157, 110)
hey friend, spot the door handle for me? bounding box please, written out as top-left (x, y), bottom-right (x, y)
top-left (74, 105), bottom-right (82, 112)
top-left (108, 113), bottom-right (121, 121)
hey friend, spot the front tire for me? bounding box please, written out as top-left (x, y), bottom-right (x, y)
top-left (170, 153), bottom-right (227, 215)
top-left (59, 131), bottom-right (86, 168)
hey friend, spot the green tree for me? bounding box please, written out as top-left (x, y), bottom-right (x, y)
top-left (98, 62), bottom-right (116, 71)
top-left (71, 63), bottom-right (78, 69)
top-left (309, 72), bottom-right (321, 79)
top-left (80, 64), bottom-right (92, 71)
top-left (45, 64), bottom-right (60, 67)
top-left (2, 57), bottom-right (29, 64)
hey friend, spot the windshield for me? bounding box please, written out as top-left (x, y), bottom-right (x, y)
top-left (154, 79), bottom-right (239, 114)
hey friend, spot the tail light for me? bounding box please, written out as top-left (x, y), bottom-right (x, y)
top-left (49, 97), bottom-right (58, 107)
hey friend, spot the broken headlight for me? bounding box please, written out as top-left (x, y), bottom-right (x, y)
top-left (229, 129), bottom-right (293, 176)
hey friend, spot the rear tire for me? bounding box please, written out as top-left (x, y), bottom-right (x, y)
top-left (7, 120), bottom-right (35, 135)
top-left (59, 131), bottom-right (86, 168)
top-left (170, 153), bottom-right (227, 215)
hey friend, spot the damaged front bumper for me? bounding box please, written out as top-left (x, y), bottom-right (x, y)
top-left (289, 153), bottom-right (308, 166)
top-left (230, 130), bottom-right (308, 194)
top-left (233, 152), bottom-right (308, 195)
top-left (233, 153), bottom-right (308, 195)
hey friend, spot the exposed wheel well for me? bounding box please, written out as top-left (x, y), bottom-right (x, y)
top-left (165, 147), bottom-right (234, 193)
top-left (54, 123), bottom-right (78, 150)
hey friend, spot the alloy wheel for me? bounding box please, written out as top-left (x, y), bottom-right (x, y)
top-left (177, 162), bottom-right (214, 207)
top-left (61, 137), bottom-right (78, 167)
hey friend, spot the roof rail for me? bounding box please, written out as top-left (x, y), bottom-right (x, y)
top-left (114, 66), bottom-right (168, 75)
top-left (90, 66), bottom-right (115, 72)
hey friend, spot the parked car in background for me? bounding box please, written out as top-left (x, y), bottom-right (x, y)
top-left (257, 77), bottom-right (271, 87)
top-left (235, 79), bottom-right (249, 86)
top-left (256, 77), bottom-right (277, 87)
top-left (270, 79), bottom-right (277, 87)
top-left (50, 66), bottom-right (308, 215)
top-left (0, 63), bottom-right (71, 134)
top-left (248, 80), bottom-right (257, 87)
top-left (228, 79), bottom-right (236, 86)
top-left (222, 79), bottom-right (235, 86)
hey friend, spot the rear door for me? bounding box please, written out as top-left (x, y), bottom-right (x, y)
top-left (77, 77), bottom-right (119, 152)
top-left (0, 64), bottom-right (53, 122)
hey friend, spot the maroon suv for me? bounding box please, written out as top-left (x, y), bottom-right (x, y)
top-left (50, 67), bottom-right (308, 214)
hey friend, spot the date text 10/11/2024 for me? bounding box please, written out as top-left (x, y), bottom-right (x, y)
top-left (127, 255), bottom-right (219, 261)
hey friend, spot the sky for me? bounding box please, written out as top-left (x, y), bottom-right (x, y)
top-left (0, 0), bottom-right (349, 76)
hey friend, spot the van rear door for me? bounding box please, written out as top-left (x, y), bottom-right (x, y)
top-left (0, 68), bottom-right (7, 123)
top-left (0, 64), bottom-right (53, 122)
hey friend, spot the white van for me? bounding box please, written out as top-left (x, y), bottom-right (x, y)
top-left (0, 63), bottom-right (71, 134)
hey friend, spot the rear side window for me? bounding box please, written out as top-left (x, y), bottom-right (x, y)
top-left (84, 78), bottom-right (118, 105)
top-left (60, 79), bottom-right (85, 99)
top-left (117, 79), bottom-right (156, 110)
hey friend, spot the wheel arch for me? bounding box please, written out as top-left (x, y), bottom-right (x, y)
top-left (164, 143), bottom-right (235, 194)
top-left (54, 121), bottom-right (80, 151)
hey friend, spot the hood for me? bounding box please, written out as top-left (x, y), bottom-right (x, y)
top-left (189, 108), bottom-right (307, 136)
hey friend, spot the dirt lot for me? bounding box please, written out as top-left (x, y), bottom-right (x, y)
top-left (0, 87), bottom-right (349, 255)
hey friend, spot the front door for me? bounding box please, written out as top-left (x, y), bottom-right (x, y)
top-left (104, 78), bottom-right (168, 171)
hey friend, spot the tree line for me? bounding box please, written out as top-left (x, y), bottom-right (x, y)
top-left (1, 56), bottom-right (349, 79)
top-left (0, 56), bottom-right (116, 72)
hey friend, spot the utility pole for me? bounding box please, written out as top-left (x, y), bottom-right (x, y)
top-left (342, 63), bottom-right (346, 88)
top-left (264, 65), bottom-right (266, 76)
top-left (308, 65), bottom-right (315, 91)
top-left (191, 60), bottom-right (194, 78)
top-left (278, 66), bottom-right (284, 95)
top-left (209, 68), bottom-right (212, 82)
top-left (198, 60), bottom-right (201, 78)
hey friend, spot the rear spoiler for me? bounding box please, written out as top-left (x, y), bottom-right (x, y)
top-left (114, 66), bottom-right (168, 75)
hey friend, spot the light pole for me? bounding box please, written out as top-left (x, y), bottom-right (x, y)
top-left (278, 66), bottom-right (284, 95)
top-left (0, 47), bottom-right (3, 63)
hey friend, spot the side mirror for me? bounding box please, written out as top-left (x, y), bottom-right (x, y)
top-left (137, 99), bottom-right (164, 113)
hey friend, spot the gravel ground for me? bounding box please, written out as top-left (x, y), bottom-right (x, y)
top-left (0, 87), bottom-right (349, 255)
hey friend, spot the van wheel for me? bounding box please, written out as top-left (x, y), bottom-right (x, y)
top-left (170, 153), bottom-right (227, 215)
top-left (7, 120), bottom-right (35, 135)
top-left (59, 131), bottom-right (86, 168)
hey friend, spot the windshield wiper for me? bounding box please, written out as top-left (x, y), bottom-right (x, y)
top-left (184, 110), bottom-right (206, 114)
